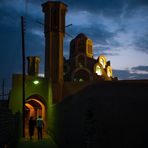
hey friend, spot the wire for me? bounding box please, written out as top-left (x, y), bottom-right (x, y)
top-left (25, 0), bottom-right (28, 17)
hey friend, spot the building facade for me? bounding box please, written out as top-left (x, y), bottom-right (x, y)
top-left (64, 33), bottom-right (113, 82)
top-left (9, 1), bottom-right (115, 138)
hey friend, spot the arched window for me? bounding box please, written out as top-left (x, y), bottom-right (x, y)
top-left (107, 66), bottom-right (112, 77)
top-left (96, 65), bottom-right (102, 76)
top-left (94, 63), bottom-right (103, 76)
top-left (98, 55), bottom-right (107, 69)
top-left (86, 39), bottom-right (93, 58)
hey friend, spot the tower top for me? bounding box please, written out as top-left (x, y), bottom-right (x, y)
top-left (76, 33), bottom-right (87, 39)
top-left (42, 0), bottom-right (67, 34)
top-left (42, 1), bottom-right (67, 11)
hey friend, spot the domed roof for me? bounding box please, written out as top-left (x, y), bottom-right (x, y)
top-left (75, 33), bottom-right (87, 39)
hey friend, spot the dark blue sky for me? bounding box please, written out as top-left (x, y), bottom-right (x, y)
top-left (0, 0), bottom-right (148, 92)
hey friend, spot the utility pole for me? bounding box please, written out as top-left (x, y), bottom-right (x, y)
top-left (0, 79), bottom-right (9, 100)
top-left (2, 79), bottom-right (4, 100)
top-left (21, 16), bottom-right (26, 138)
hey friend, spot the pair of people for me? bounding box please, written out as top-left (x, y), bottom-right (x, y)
top-left (29, 116), bottom-right (44, 140)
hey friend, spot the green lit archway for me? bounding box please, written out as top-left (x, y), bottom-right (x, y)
top-left (25, 94), bottom-right (47, 138)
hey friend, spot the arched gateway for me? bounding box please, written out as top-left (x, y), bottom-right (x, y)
top-left (25, 94), bottom-right (47, 138)
top-left (9, 74), bottom-right (52, 138)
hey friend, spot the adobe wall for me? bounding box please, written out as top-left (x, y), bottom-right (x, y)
top-left (9, 74), bottom-right (51, 114)
top-left (49, 80), bottom-right (147, 148)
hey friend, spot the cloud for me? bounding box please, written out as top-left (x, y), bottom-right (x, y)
top-left (0, 0), bottom-right (44, 79)
top-left (132, 66), bottom-right (148, 72)
top-left (134, 33), bottom-right (148, 54)
top-left (93, 45), bottom-right (120, 58)
top-left (7, 0), bottom-right (148, 21)
top-left (0, 19), bottom-right (22, 79)
top-left (65, 5), bottom-right (148, 57)
top-left (0, 0), bottom-right (148, 81)
top-left (54, 0), bottom-right (148, 18)
top-left (66, 23), bottom-right (115, 45)
top-left (113, 69), bottom-right (131, 80)
top-left (64, 0), bottom-right (126, 18)
top-left (95, 52), bottom-right (119, 57)
top-left (131, 66), bottom-right (148, 74)
top-left (28, 0), bottom-right (148, 19)
top-left (127, 0), bottom-right (148, 9)
top-left (113, 69), bottom-right (148, 80)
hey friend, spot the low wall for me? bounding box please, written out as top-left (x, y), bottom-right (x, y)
top-left (49, 80), bottom-right (147, 148)
top-left (63, 81), bottom-right (94, 98)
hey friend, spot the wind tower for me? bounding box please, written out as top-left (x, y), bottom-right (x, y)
top-left (42, 1), bottom-right (67, 102)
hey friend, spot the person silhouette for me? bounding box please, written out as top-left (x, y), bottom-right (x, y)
top-left (36, 115), bottom-right (44, 140)
top-left (29, 116), bottom-right (36, 140)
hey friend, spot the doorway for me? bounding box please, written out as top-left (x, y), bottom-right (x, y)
top-left (25, 95), bottom-right (46, 139)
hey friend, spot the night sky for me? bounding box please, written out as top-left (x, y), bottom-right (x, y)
top-left (0, 0), bottom-right (148, 93)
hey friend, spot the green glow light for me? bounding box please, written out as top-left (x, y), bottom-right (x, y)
top-left (33, 80), bottom-right (39, 85)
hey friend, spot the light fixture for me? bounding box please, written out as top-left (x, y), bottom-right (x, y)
top-left (33, 80), bottom-right (39, 85)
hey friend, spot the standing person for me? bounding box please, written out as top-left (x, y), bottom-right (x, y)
top-left (36, 115), bottom-right (44, 140)
top-left (29, 116), bottom-right (36, 140)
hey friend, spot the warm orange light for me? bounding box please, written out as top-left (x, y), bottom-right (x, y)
top-left (25, 103), bottom-right (35, 117)
top-left (96, 65), bottom-right (102, 76)
top-left (98, 55), bottom-right (107, 69)
top-left (26, 98), bottom-right (46, 122)
top-left (107, 66), bottom-right (112, 77)
top-left (86, 39), bottom-right (93, 58)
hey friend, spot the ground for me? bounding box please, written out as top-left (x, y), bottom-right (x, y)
top-left (17, 136), bottom-right (58, 148)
